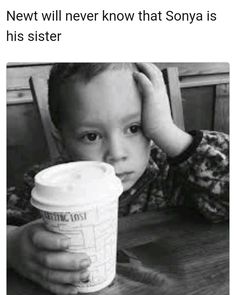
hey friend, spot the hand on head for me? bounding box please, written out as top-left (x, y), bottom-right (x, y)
top-left (133, 63), bottom-right (192, 157)
top-left (133, 63), bottom-right (173, 142)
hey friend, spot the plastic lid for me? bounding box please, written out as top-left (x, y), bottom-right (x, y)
top-left (31, 161), bottom-right (123, 212)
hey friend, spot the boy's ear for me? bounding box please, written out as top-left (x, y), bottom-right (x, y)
top-left (51, 126), bottom-right (69, 161)
top-left (150, 140), bottom-right (155, 148)
top-left (133, 72), bottom-right (143, 95)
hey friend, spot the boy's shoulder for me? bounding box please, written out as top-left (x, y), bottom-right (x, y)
top-left (23, 157), bottom-right (66, 188)
top-left (8, 157), bottom-right (65, 207)
top-left (7, 157), bottom-right (66, 225)
top-left (150, 130), bottom-right (229, 168)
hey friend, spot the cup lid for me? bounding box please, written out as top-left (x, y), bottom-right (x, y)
top-left (31, 161), bottom-right (123, 212)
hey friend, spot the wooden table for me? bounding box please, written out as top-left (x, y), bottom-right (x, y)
top-left (7, 208), bottom-right (229, 295)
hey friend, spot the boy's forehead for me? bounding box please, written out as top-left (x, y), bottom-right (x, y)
top-left (60, 68), bottom-right (141, 124)
top-left (60, 68), bottom-right (139, 104)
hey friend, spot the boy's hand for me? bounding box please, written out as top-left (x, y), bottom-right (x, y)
top-left (7, 220), bottom-right (91, 295)
top-left (134, 63), bottom-right (173, 139)
top-left (133, 63), bottom-right (193, 157)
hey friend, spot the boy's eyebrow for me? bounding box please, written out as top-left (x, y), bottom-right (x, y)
top-left (76, 112), bottom-right (141, 126)
top-left (73, 112), bottom-right (142, 132)
top-left (121, 112), bottom-right (141, 123)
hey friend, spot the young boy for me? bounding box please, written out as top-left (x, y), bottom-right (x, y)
top-left (7, 63), bottom-right (229, 295)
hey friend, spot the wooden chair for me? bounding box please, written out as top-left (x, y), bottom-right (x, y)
top-left (29, 76), bottom-right (61, 159)
top-left (29, 67), bottom-right (185, 160)
top-left (162, 68), bottom-right (185, 131)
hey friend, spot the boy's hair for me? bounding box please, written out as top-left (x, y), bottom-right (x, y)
top-left (48, 63), bottom-right (136, 129)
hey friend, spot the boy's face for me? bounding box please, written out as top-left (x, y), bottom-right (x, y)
top-left (60, 68), bottom-right (151, 191)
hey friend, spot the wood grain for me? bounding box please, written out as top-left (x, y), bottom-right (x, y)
top-left (7, 63), bottom-right (229, 90)
top-left (7, 103), bottom-right (49, 186)
top-left (7, 65), bottom-right (51, 89)
top-left (7, 209), bottom-right (229, 295)
top-left (182, 86), bottom-right (215, 131)
top-left (7, 89), bottom-right (32, 105)
top-left (213, 84), bottom-right (229, 133)
top-left (180, 73), bottom-right (229, 88)
top-left (29, 77), bottom-right (60, 159)
top-left (162, 67), bottom-right (185, 130)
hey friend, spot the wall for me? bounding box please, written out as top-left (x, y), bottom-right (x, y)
top-left (7, 63), bottom-right (229, 186)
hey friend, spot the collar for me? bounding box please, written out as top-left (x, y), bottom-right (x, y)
top-left (119, 155), bottom-right (160, 202)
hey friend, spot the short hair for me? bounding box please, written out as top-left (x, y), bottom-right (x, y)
top-left (48, 63), bottom-right (136, 129)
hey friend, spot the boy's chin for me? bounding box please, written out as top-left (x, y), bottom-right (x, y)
top-left (120, 171), bottom-right (144, 192)
top-left (121, 179), bottom-right (136, 192)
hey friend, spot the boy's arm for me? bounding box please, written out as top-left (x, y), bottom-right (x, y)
top-left (150, 123), bottom-right (193, 158)
top-left (133, 63), bottom-right (193, 158)
top-left (163, 130), bottom-right (229, 222)
top-left (7, 184), bottom-right (40, 226)
top-left (133, 63), bottom-right (229, 222)
top-left (7, 159), bottom-right (64, 226)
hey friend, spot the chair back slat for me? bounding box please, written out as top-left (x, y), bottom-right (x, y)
top-left (162, 67), bottom-right (185, 130)
top-left (29, 77), bottom-right (60, 159)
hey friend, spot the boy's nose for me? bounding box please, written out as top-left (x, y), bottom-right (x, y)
top-left (105, 136), bottom-right (128, 164)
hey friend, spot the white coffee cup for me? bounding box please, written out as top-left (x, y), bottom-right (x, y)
top-left (31, 161), bottom-right (123, 293)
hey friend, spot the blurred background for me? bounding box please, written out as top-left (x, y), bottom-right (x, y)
top-left (7, 62), bottom-right (229, 187)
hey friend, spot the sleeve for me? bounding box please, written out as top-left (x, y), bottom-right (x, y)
top-left (152, 130), bottom-right (229, 223)
top-left (7, 159), bottom-right (63, 226)
top-left (7, 166), bottom-right (41, 226)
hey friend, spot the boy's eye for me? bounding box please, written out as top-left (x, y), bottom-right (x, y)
top-left (87, 133), bottom-right (98, 141)
top-left (128, 124), bottom-right (141, 134)
top-left (80, 133), bottom-right (101, 143)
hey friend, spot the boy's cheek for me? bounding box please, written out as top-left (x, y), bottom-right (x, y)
top-left (66, 145), bottom-right (102, 162)
top-left (61, 142), bottom-right (86, 161)
top-left (139, 127), bottom-right (149, 140)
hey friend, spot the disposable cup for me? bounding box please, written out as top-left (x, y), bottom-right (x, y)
top-left (31, 161), bottom-right (123, 293)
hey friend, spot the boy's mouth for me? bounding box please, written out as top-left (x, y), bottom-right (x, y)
top-left (116, 172), bottom-right (133, 182)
